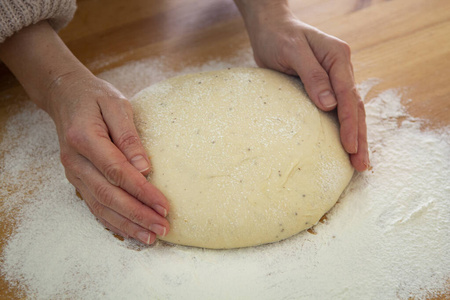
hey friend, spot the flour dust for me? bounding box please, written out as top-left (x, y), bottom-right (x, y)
top-left (1, 52), bottom-right (449, 299)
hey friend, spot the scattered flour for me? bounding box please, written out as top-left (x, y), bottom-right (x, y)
top-left (1, 52), bottom-right (449, 299)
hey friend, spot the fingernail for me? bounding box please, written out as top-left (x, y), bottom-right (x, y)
top-left (319, 91), bottom-right (337, 108)
top-left (153, 204), bottom-right (167, 217)
top-left (347, 136), bottom-right (358, 154)
top-left (137, 231), bottom-right (152, 244)
top-left (131, 155), bottom-right (150, 173)
top-left (150, 224), bottom-right (167, 237)
top-left (364, 155), bottom-right (371, 170)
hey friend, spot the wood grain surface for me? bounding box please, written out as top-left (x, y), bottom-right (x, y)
top-left (1, 0), bottom-right (449, 298)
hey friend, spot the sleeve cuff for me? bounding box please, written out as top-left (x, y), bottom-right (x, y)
top-left (0, 0), bottom-right (77, 43)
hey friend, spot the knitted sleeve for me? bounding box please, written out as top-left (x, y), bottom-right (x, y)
top-left (0, 0), bottom-right (77, 43)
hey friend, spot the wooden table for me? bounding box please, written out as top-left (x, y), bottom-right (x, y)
top-left (1, 0), bottom-right (449, 298)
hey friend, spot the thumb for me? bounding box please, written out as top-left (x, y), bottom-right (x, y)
top-left (100, 96), bottom-right (152, 176)
top-left (289, 44), bottom-right (337, 111)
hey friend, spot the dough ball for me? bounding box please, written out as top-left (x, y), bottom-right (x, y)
top-left (131, 67), bottom-right (354, 249)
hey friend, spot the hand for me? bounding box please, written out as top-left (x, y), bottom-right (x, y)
top-left (47, 71), bottom-right (170, 244)
top-left (0, 21), bottom-right (169, 244)
top-left (236, 1), bottom-right (369, 171)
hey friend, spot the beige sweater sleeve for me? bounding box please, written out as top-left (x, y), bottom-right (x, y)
top-left (0, 0), bottom-right (77, 43)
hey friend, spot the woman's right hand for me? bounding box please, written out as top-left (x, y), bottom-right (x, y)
top-left (0, 21), bottom-right (169, 244)
top-left (47, 71), bottom-right (170, 244)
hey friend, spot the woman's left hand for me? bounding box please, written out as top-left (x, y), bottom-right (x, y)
top-left (236, 0), bottom-right (369, 171)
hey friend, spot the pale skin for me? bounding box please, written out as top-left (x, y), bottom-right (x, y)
top-left (0, 0), bottom-right (369, 245)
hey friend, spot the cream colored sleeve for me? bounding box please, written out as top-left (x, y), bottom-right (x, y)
top-left (0, 0), bottom-right (77, 43)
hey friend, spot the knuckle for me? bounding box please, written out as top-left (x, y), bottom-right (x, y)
top-left (339, 41), bottom-right (352, 57)
top-left (335, 84), bottom-right (358, 99)
top-left (133, 178), bottom-right (149, 200)
top-left (128, 206), bottom-right (145, 227)
top-left (90, 200), bottom-right (105, 218)
top-left (337, 100), bottom-right (358, 124)
top-left (64, 124), bottom-right (87, 148)
top-left (116, 130), bottom-right (141, 151)
top-left (339, 110), bottom-right (353, 125)
top-left (307, 69), bottom-right (330, 85)
top-left (118, 218), bottom-right (133, 234)
top-left (94, 183), bottom-right (114, 207)
top-left (103, 161), bottom-right (125, 186)
top-left (338, 104), bottom-right (358, 126)
top-left (60, 151), bottom-right (73, 168)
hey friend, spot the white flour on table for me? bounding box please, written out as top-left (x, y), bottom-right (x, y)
top-left (1, 53), bottom-right (449, 299)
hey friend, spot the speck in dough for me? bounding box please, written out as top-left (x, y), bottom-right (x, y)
top-left (131, 67), bottom-right (354, 249)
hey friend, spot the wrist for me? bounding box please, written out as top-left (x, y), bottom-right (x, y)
top-left (235, 0), bottom-right (292, 29)
top-left (0, 21), bottom-right (92, 114)
top-left (45, 69), bottom-right (97, 121)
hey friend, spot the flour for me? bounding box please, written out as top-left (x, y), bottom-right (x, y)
top-left (1, 52), bottom-right (449, 299)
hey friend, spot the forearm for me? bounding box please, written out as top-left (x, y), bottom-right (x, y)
top-left (0, 21), bottom-right (92, 113)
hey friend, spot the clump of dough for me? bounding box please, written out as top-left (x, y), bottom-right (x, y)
top-left (132, 68), bottom-right (354, 249)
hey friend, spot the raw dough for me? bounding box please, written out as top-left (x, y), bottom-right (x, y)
top-left (131, 67), bottom-right (354, 249)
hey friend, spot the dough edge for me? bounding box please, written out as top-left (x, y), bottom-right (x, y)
top-left (131, 67), bottom-right (354, 249)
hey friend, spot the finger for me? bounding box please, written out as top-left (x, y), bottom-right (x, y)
top-left (329, 60), bottom-right (359, 154)
top-left (85, 170), bottom-right (170, 237)
top-left (74, 173), bottom-right (159, 245)
top-left (88, 196), bottom-right (157, 245)
top-left (99, 96), bottom-right (152, 176)
top-left (98, 217), bottom-right (129, 239)
top-left (65, 171), bottom-right (132, 239)
top-left (300, 30), bottom-right (360, 155)
top-left (77, 184), bottom-right (131, 239)
top-left (350, 100), bottom-right (370, 171)
top-left (288, 42), bottom-right (337, 111)
top-left (70, 152), bottom-right (169, 235)
top-left (65, 125), bottom-right (169, 217)
top-left (290, 45), bottom-right (358, 154)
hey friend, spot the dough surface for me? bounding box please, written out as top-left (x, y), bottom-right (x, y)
top-left (132, 68), bottom-right (354, 249)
